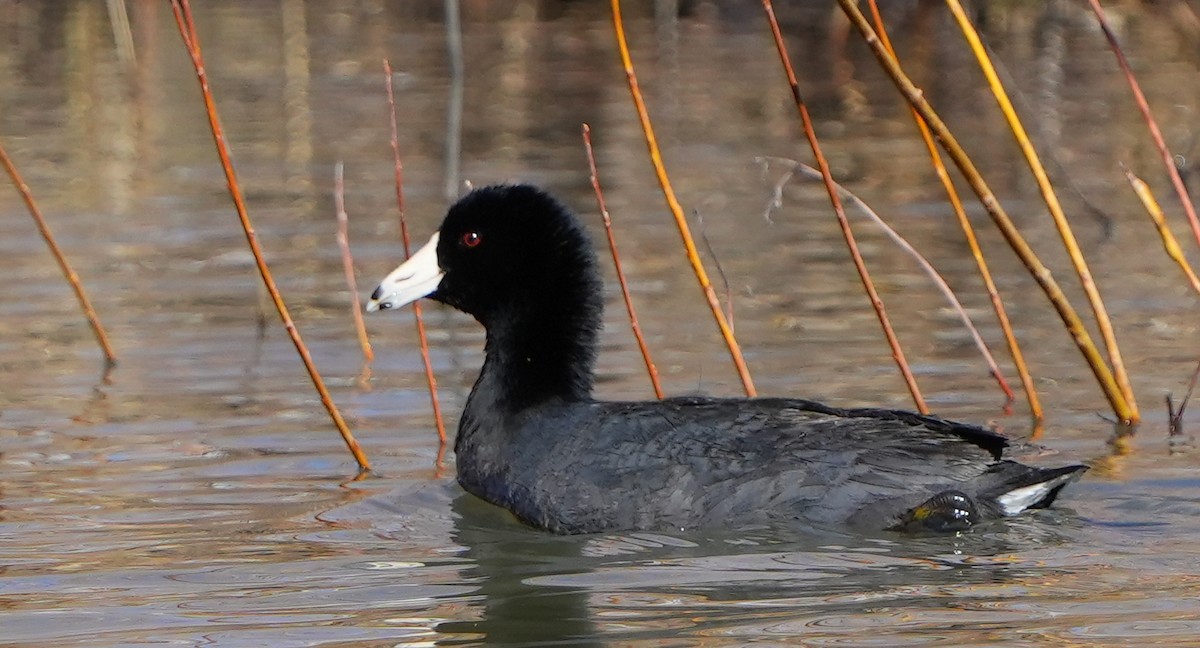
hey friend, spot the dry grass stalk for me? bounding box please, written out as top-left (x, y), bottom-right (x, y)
top-left (761, 0), bottom-right (929, 414)
top-left (1087, 0), bottom-right (1200, 252)
top-left (169, 0), bottom-right (370, 472)
top-left (1123, 168), bottom-right (1200, 294)
top-left (692, 209), bottom-right (736, 332)
top-left (610, 0), bottom-right (756, 397)
top-left (866, 0), bottom-right (1041, 423)
top-left (944, 0), bottom-right (1138, 420)
top-left (582, 123), bottom-right (665, 400)
top-left (0, 138), bottom-right (118, 367)
top-left (769, 158), bottom-right (1016, 407)
top-left (385, 58), bottom-right (448, 449)
top-left (333, 162), bottom-right (375, 365)
top-left (834, 0), bottom-right (1136, 423)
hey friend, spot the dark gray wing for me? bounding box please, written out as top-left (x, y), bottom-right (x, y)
top-left (514, 397), bottom-right (1010, 532)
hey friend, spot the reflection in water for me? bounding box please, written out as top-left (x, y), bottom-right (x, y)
top-left (435, 486), bottom-right (1091, 645)
top-left (282, 0), bottom-right (315, 213)
top-left (444, 0), bottom-right (464, 201)
top-left (442, 494), bottom-right (599, 645)
top-left (2, 1), bottom-right (1200, 645)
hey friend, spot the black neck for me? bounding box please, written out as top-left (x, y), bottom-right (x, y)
top-left (470, 293), bottom-right (600, 411)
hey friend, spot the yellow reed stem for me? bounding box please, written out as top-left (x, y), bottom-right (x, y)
top-left (1123, 168), bottom-right (1200, 294)
top-left (866, 0), bottom-right (1041, 422)
top-left (834, 0), bottom-right (1135, 423)
top-left (610, 0), bottom-right (756, 396)
top-left (944, 0), bottom-right (1138, 420)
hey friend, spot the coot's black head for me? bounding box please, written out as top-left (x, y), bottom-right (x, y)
top-left (367, 184), bottom-right (600, 322)
top-left (366, 184), bottom-right (604, 402)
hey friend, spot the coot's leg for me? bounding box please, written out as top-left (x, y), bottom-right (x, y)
top-left (893, 490), bottom-right (979, 533)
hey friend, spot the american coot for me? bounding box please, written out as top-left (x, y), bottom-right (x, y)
top-left (366, 184), bottom-right (1087, 534)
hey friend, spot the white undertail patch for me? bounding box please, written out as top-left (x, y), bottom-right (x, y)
top-left (996, 473), bottom-right (1076, 516)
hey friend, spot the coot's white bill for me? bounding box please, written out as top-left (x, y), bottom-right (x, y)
top-left (365, 232), bottom-right (443, 312)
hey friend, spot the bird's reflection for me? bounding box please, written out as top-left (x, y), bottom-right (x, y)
top-left (432, 486), bottom-right (1085, 645)
top-left (437, 493), bottom-right (602, 646)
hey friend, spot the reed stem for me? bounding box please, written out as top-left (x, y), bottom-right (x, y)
top-left (582, 123), bottom-right (665, 400)
top-left (834, 0), bottom-right (1136, 423)
top-left (170, 0), bottom-right (370, 472)
top-left (0, 138), bottom-right (118, 367)
top-left (762, 0), bottom-right (928, 414)
top-left (385, 58), bottom-right (448, 450)
top-left (866, 0), bottom-right (1040, 422)
top-left (945, 0), bottom-right (1137, 420)
top-left (610, 0), bottom-right (756, 397)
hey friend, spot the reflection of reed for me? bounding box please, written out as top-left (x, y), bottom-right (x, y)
top-left (64, 2), bottom-right (98, 212)
top-left (65, 2), bottom-right (138, 215)
top-left (131, 0), bottom-right (160, 199)
top-left (282, 0), bottom-right (314, 212)
top-left (1034, 0), bottom-right (1067, 150)
top-left (444, 0), bottom-right (463, 201)
top-left (105, 0), bottom-right (135, 68)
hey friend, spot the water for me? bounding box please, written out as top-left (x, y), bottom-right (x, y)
top-left (2, 1), bottom-right (1199, 645)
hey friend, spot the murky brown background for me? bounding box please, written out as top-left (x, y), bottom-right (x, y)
top-left (2, 1), bottom-right (1199, 645)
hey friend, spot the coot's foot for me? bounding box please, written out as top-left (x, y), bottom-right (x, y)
top-left (895, 490), bottom-right (979, 533)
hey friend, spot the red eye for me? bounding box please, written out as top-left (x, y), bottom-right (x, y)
top-left (461, 231), bottom-right (482, 248)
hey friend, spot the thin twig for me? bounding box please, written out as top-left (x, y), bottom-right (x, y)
top-left (769, 157), bottom-right (1016, 406)
top-left (1122, 166), bottom-right (1200, 294)
top-left (945, 0), bottom-right (1137, 420)
top-left (693, 209), bottom-right (734, 332)
top-left (761, 0), bottom-right (928, 414)
top-left (834, 0), bottom-right (1136, 424)
top-left (385, 58), bottom-right (448, 450)
top-left (0, 137), bottom-right (118, 367)
top-left (866, 0), bottom-right (1040, 422)
top-left (1087, 0), bottom-right (1200, 252)
top-left (611, 0), bottom-right (756, 397)
top-left (582, 123), bottom-right (665, 399)
top-left (169, 0), bottom-right (370, 472)
top-left (334, 162), bottom-right (374, 365)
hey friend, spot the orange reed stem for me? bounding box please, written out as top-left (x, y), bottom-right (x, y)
top-left (170, 0), bottom-right (370, 472)
top-left (1087, 0), bottom-right (1200, 252)
top-left (582, 123), bottom-right (665, 400)
top-left (761, 0), bottom-right (928, 414)
top-left (610, 0), bottom-right (756, 397)
top-left (385, 58), bottom-right (448, 450)
top-left (0, 138), bottom-right (118, 367)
